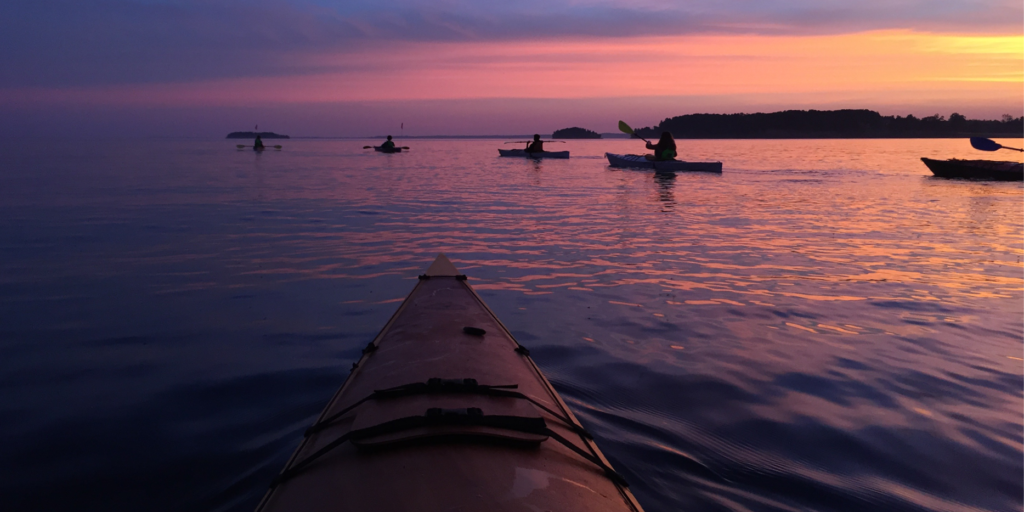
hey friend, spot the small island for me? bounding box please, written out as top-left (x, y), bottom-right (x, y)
top-left (226, 131), bottom-right (290, 139)
top-left (552, 127), bottom-right (602, 139)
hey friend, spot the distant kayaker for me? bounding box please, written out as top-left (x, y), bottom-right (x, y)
top-left (254, 134), bottom-right (265, 150)
top-left (381, 135), bottom-right (396, 151)
top-left (645, 132), bottom-right (677, 161)
top-left (525, 134), bottom-right (544, 153)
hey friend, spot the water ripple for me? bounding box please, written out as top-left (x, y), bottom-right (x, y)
top-left (0, 138), bottom-right (1020, 511)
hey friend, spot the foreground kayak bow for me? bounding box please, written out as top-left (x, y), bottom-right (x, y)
top-left (257, 254), bottom-right (642, 512)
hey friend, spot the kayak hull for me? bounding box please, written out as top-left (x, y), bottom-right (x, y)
top-left (374, 146), bottom-right (403, 153)
top-left (606, 153), bottom-right (722, 173)
top-left (499, 149), bottom-right (570, 159)
top-left (257, 254), bottom-right (642, 512)
top-left (921, 158), bottom-right (1023, 181)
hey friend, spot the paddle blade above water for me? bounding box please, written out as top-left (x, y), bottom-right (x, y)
top-left (618, 121), bottom-right (634, 135)
top-left (970, 137), bottom-right (1001, 151)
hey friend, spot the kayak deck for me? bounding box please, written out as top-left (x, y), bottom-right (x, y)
top-left (606, 153), bottom-right (722, 173)
top-left (257, 254), bottom-right (642, 512)
top-left (374, 146), bottom-right (403, 153)
top-left (499, 149), bottom-right (570, 159)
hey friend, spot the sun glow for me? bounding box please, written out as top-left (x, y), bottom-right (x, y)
top-left (4, 30), bottom-right (1021, 109)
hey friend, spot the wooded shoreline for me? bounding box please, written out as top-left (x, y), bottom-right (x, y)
top-left (634, 110), bottom-right (1023, 139)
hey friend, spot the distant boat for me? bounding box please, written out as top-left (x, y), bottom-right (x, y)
top-left (606, 153), bottom-right (722, 173)
top-left (920, 158), bottom-right (1022, 181)
top-left (498, 149), bottom-right (570, 159)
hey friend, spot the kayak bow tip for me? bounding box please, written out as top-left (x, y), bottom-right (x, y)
top-left (425, 253), bottom-right (460, 277)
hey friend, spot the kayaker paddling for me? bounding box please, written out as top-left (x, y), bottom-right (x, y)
top-left (500, 137), bottom-right (565, 157)
top-left (363, 138), bottom-right (407, 152)
top-left (615, 120), bottom-right (714, 171)
top-left (254, 134), bottom-right (265, 151)
top-left (645, 132), bottom-right (676, 161)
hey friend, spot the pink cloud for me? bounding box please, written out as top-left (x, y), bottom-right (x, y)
top-left (6, 30), bottom-right (1021, 105)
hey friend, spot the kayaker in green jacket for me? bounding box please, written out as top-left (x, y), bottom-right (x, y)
top-left (525, 134), bottom-right (544, 153)
top-left (381, 135), bottom-right (396, 151)
top-left (254, 134), bottom-right (265, 150)
top-left (645, 132), bottom-right (677, 161)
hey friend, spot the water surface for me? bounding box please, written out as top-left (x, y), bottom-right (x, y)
top-left (1, 138), bottom-right (1021, 511)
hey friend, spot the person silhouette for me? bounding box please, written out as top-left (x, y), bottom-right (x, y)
top-left (525, 134), bottom-right (544, 153)
top-left (645, 132), bottom-right (676, 161)
top-left (381, 135), bottom-right (396, 151)
top-left (254, 134), bottom-right (265, 150)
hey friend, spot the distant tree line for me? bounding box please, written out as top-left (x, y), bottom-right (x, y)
top-left (553, 127), bottom-right (602, 139)
top-left (633, 110), bottom-right (1023, 139)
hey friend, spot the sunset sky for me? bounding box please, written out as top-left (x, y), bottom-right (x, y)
top-left (1, 0), bottom-right (1021, 136)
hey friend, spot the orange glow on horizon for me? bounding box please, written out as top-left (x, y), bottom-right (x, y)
top-left (4, 30), bottom-right (1021, 110)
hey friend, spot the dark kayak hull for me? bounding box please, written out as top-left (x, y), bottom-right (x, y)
top-left (374, 146), bottom-right (403, 153)
top-left (920, 158), bottom-right (1023, 181)
top-left (606, 153), bottom-right (722, 173)
top-left (257, 254), bottom-right (642, 512)
top-left (498, 149), bottom-right (570, 159)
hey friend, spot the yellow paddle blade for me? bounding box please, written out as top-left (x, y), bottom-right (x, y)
top-left (618, 120), bottom-right (634, 135)
top-left (236, 144), bottom-right (245, 148)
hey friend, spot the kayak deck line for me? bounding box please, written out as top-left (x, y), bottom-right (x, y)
top-left (302, 378), bottom-right (592, 440)
top-left (257, 254), bottom-right (643, 512)
top-left (269, 391), bottom-right (629, 489)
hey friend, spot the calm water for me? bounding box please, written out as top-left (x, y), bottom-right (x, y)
top-left (1, 138), bottom-right (1021, 512)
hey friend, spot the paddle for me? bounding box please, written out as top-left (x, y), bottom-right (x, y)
top-left (237, 144), bottom-right (282, 149)
top-left (364, 146), bottom-right (410, 150)
top-left (970, 137), bottom-right (1023, 153)
top-left (618, 121), bottom-right (650, 143)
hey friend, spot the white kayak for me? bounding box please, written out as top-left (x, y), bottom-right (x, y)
top-left (606, 153), bottom-right (722, 173)
top-left (498, 149), bottom-right (570, 159)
